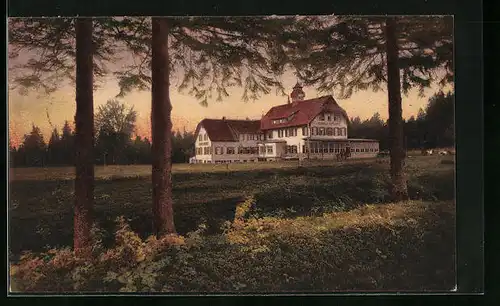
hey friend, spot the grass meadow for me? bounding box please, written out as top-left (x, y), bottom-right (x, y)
top-left (9, 155), bottom-right (456, 292)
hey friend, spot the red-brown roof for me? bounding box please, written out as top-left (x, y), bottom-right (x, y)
top-left (260, 95), bottom-right (349, 130)
top-left (195, 118), bottom-right (262, 142)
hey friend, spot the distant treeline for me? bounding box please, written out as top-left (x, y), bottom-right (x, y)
top-left (9, 99), bottom-right (196, 168)
top-left (349, 91), bottom-right (454, 151)
top-left (9, 124), bottom-right (195, 168)
top-left (9, 92), bottom-right (453, 167)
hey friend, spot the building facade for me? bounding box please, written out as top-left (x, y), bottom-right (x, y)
top-left (192, 84), bottom-right (380, 164)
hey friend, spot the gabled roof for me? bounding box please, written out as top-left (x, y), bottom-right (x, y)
top-left (195, 118), bottom-right (262, 142)
top-left (260, 95), bottom-right (349, 130)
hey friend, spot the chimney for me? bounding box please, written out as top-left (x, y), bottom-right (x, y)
top-left (222, 116), bottom-right (226, 121)
top-left (287, 96), bottom-right (291, 104)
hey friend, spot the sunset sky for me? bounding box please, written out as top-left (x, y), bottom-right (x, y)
top-left (8, 17), bottom-right (452, 147)
top-left (8, 72), bottom-right (449, 147)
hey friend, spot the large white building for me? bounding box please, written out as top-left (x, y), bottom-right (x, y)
top-left (192, 84), bottom-right (379, 164)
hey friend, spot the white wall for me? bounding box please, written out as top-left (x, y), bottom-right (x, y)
top-left (309, 111), bottom-right (348, 140)
top-left (349, 141), bottom-right (380, 158)
top-left (237, 132), bottom-right (264, 147)
top-left (212, 141), bottom-right (259, 162)
top-left (194, 126), bottom-right (213, 162)
top-left (265, 126), bottom-right (306, 153)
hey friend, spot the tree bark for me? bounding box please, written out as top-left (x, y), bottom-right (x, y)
top-left (151, 18), bottom-right (176, 236)
top-left (74, 18), bottom-right (94, 254)
top-left (385, 17), bottom-right (409, 202)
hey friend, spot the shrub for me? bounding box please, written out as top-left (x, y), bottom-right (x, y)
top-left (10, 200), bottom-right (455, 293)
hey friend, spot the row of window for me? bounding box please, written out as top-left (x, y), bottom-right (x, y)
top-left (318, 113), bottom-right (340, 122)
top-left (198, 134), bottom-right (209, 142)
top-left (197, 145), bottom-right (378, 156)
top-left (196, 146), bottom-right (213, 155)
top-left (302, 143), bottom-right (379, 154)
top-left (239, 134), bottom-right (265, 141)
top-left (269, 126), bottom-right (348, 139)
top-left (277, 128), bottom-right (298, 138)
top-left (214, 146), bottom-right (260, 155)
top-left (310, 127), bottom-right (346, 136)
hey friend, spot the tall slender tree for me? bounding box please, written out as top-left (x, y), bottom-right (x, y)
top-left (8, 17), bottom-right (121, 253)
top-left (287, 16), bottom-right (453, 201)
top-left (385, 17), bottom-right (407, 200)
top-left (113, 16), bottom-right (297, 235)
top-left (150, 18), bottom-right (175, 234)
top-left (73, 18), bottom-right (95, 253)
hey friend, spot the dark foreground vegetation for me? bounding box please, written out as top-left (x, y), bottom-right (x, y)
top-left (9, 155), bottom-right (455, 292)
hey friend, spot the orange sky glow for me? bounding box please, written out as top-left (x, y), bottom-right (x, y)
top-left (8, 17), bottom-right (453, 148)
top-left (8, 73), bottom-right (450, 147)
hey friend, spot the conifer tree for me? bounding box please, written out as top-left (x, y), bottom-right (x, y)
top-left (287, 16), bottom-right (453, 201)
top-left (8, 17), bottom-right (121, 253)
top-left (112, 16), bottom-right (297, 235)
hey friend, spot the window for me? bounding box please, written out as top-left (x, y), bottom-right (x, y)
top-left (286, 145), bottom-right (298, 154)
top-left (272, 120), bottom-right (279, 125)
top-left (215, 147), bottom-right (223, 155)
top-left (260, 146), bottom-right (266, 154)
top-left (326, 128), bottom-right (333, 136)
top-left (315, 144), bottom-right (320, 153)
top-left (285, 129), bottom-right (288, 137)
top-left (302, 145), bottom-right (306, 153)
top-left (312, 127), bottom-right (317, 136)
top-left (334, 115), bottom-right (339, 122)
top-left (203, 147), bottom-right (209, 155)
top-left (238, 147), bottom-right (244, 154)
top-left (227, 147), bottom-right (235, 154)
top-left (266, 146), bottom-right (273, 154)
top-left (250, 147), bottom-right (259, 154)
top-left (319, 128), bottom-right (325, 136)
top-left (319, 114), bottom-right (325, 121)
top-left (327, 114), bottom-right (331, 121)
top-left (356, 148), bottom-right (360, 152)
top-left (302, 126), bottom-right (308, 136)
top-left (240, 134), bottom-right (245, 141)
top-left (209, 147), bottom-right (213, 154)
top-left (198, 134), bottom-right (203, 141)
top-left (278, 129), bottom-right (284, 138)
top-left (267, 131), bottom-right (273, 139)
top-left (204, 134), bottom-right (208, 141)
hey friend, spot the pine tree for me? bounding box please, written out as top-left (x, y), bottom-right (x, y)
top-left (288, 16), bottom-right (453, 202)
top-left (113, 16), bottom-right (297, 236)
top-left (8, 17), bottom-right (120, 253)
top-left (47, 127), bottom-right (61, 165)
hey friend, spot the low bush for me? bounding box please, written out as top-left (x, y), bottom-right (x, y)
top-left (10, 200), bottom-right (455, 293)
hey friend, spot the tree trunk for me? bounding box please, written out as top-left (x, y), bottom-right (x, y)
top-left (74, 18), bottom-right (95, 254)
top-left (385, 17), bottom-right (409, 202)
top-left (151, 18), bottom-right (176, 236)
